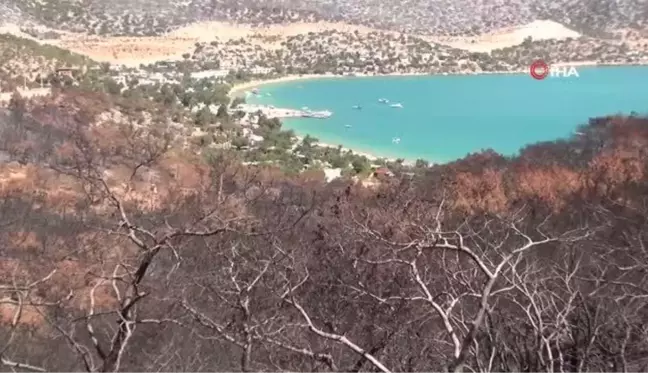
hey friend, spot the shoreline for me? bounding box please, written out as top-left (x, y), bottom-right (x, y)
top-left (229, 72), bottom-right (430, 94)
top-left (294, 136), bottom-right (417, 166)
top-left (229, 61), bottom-right (648, 94)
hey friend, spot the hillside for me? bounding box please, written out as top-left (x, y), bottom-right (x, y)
top-left (0, 33), bottom-right (96, 90)
top-left (0, 0), bottom-right (646, 37)
top-left (1, 85), bottom-right (648, 371)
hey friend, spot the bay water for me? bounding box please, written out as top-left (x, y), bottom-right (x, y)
top-left (248, 67), bottom-right (648, 163)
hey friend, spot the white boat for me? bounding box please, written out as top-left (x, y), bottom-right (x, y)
top-left (302, 106), bottom-right (309, 111)
top-left (352, 105), bottom-right (362, 110)
top-left (392, 137), bottom-right (401, 144)
top-left (390, 103), bottom-right (403, 108)
top-left (345, 124), bottom-right (352, 128)
top-left (378, 98), bottom-right (389, 104)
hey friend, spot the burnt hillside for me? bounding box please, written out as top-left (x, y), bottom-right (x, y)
top-left (1, 91), bottom-right (648, 372)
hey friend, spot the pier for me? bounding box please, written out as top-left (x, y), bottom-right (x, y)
top-left (235, 104), bottom-right (332, 119)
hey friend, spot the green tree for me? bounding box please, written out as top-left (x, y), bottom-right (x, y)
top-left (8, 92), bottom-right (26, 122)
top-left (522, 36), bottom-right (533, 47)
top-left (103, 78), bottom-right (122, 95)
top-left (302, 135), bottom-right (318, 147)
top-left (329, 155), bottom-right (348, 169)
top-left (230, 96), bottom-right (246, 108)
top-left (180, 92), bottom-right (196, 108)
top-left (258, 114), bottom-right (281, 130)
top-left (231, 111), bottom-right (246, 120)
top-left (231, 136), bottom-right (249, 150)
top-left (195, 107), bottom-right (214, 127)
top-left (415, 159), bottom-right (429, 168)
top-left (216, 104), bottom-right (229, 120)
top-left (351, 158), bottom-right (370, 174)
top-left (100, 62), bottom-right (111, 73)
top-left (159, 84), bottom-right (176, 106)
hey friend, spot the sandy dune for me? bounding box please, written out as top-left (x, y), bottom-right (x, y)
top-left (0, 23), bottom-right (197, 66)
top-left (49, 36), bottom-right (198, 66)
top-left (429, 20), bottom-right (582, 52)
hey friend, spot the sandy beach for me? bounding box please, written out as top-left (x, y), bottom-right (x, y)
top-left (230, 74), bottom-right (344, 94)
top-left (301, 136), bottom-right (380, 161)
top-left (229, 72), bottom-right (430, 95)
top-left (230, 58), bottom-right (648, 95)
top-left (294, 136), bottom-right (415, 165)
top-left (228, 67), bottom-right (574, 95)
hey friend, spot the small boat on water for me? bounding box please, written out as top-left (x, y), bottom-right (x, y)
top-left (251, 88), bottom-right (260, 94)
top-left (301, 106), bottom-right (310, 111)
top-left (345, 124), bottom-right (352, 128)
top-left (392, 137), bottom-right (401, 144)
top-left (352, 105), bottom-right (362, 110)
top-left (390, 103), bottom-right (403, 108)
top-left (378, 98), bottom-right (389, 104)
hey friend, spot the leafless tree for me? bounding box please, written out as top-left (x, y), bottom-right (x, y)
top-left (0, 270), bottom-right (59, 372)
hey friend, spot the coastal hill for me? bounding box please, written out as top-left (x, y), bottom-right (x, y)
top-left (1, 0), bottom-right (646, 68)
top-left (0, 0), bottom-right (646, 37)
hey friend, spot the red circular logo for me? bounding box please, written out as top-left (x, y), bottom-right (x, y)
top-left (530, 60), bottom-right (549, 80)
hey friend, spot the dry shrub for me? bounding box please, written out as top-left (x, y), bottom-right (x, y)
top-left (514, 165), bottom-right (583, 210)
top-left (0, 301), bottom-right (45, 326)
top-left (588, 145), bottom-right (646, 196)
top-left (453, 168), bottom-right (508, 214)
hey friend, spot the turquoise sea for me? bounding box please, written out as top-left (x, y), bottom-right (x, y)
top-left (248, 67), bottom-right (648, 163)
